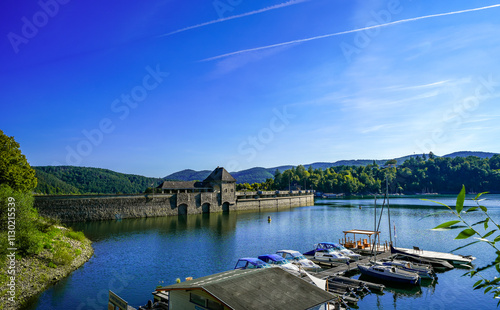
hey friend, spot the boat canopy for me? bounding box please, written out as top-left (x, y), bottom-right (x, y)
top-left (341, 229), bottom-right (382, 250)
top-left (258, 254), bottom-right (286, 262)
top-left (343, 229), bottom-right (380, 236)
top-left (238, 258), bottom-right (269, 266)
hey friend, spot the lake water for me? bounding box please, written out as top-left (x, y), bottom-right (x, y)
top-left (25, 195), bottom-right (500, 310)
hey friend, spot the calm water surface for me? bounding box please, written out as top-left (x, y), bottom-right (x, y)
top-left (26, 195), bottom-right (500, 310)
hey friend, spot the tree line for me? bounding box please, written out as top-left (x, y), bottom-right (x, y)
top-left (237, 153), bottom-right (500, 194)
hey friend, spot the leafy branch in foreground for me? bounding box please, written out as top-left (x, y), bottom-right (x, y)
top-left (426, 185), bottom-right (500, 305)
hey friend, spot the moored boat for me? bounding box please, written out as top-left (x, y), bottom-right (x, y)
top-left (234, 258), bottom-right (271, 270)
top-left (258, 254), bottom-right (300, 272)
top-left (303, 243), bottom-right (350, 263)
top-left (276, 250), bottom-right (322, 271)
top-left (358, 262), bottom-right (421, 285)
top-left (390, 245), bottom-right (475, 267)
top-left (381, 258), bottom-right (435, 279)
top-left (318, 242), bottom-right (362, 261)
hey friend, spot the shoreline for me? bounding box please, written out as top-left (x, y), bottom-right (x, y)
top-left (2, 229), bottom-right (93, 310)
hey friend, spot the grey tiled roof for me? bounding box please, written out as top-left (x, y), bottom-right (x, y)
top-left (158, 268), bottom-right (334, 310)
top-left (203, 167), bottom-right (236, 182)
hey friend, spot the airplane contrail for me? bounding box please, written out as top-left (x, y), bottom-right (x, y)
top-left (201, 3), bottom-right (500, 62)
top-left (161, 0), bottom-right (309, 37)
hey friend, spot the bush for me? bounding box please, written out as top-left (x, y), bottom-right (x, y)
top-left (65, 230), bottom-right (86, 242)
top-left (52, 247), bottom-right (73, 266)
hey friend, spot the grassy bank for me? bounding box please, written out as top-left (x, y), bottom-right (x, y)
top-left (0, 224), bottom-right (93, 310)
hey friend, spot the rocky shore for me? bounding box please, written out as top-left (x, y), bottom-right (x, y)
top-left (1, 228), bottom-right (93, 310)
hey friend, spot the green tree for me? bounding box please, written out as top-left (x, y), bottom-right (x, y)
top-left (429, 186), bottom-right (500, 305)
top-left (490, 155), bottom-right (500, 170)
top-left (0, 130), bottom-right (37, 192)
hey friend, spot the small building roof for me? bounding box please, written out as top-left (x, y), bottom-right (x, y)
top-left (203, 167), bottom-right (236, 183)
top-left (157, 268), bottom-right (334, 310)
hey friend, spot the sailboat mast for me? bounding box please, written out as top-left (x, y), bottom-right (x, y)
top-left (373, 194), bottom-right (377, 262)
top-left (387, 175), bottom-right (392, 246)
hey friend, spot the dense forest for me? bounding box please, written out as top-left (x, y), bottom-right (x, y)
top-left (34, 166), bottom-right (161, 194)
top-left (237, 153), bottom-right (500, 195)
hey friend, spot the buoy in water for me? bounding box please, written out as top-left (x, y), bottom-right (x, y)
top-left (268, 216), bottom-right (271, 223)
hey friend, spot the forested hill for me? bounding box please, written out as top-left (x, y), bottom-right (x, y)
top-left (34, 166), bottom-right (160, 195)
top-left (33, 151), bottom-right (498, 195)
top-left (267, 153), bottom-right (500, 195)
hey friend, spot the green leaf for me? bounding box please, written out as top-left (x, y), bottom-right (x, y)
top-left (482, 229), bottom-right (496, 239)
top-left (474, 192), bottom-right (489, 201)
top-left (455, 228), bottom-right (475, 240)
top-left (473, 280), bottom-right (483, 287)
top-left (495, 235), bottom-right (500, 243)
top-left (480, 205), bottom-right (488, 213)
top-left (456, 185), bottom-right (465, 214)
top-left (433, 220), bottom-right (461, 230)
top-left (472, 219), bottom-right (488, 227)
top-left (466, 206), bottom-right (478, 213)
top-left (485, 218), bottom-right (490, 230)
top-left (451, 240), bottom-right (479, 252)
top-left (485, 287), bottom-right (493, 294)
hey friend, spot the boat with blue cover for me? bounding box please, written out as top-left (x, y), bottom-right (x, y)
top-left (258, 254), bottom-right (300, 272)
top-left (234, 258), bottom-right (271, 270)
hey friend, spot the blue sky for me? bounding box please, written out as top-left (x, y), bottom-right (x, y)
top-left (1, 0), bottom-right (500, 177)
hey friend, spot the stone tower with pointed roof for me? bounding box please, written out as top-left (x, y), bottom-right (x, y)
top-left (202, 166), bottom-right (236, 207)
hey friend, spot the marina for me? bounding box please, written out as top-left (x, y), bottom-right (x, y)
top-left (119, 243), bottom-right (472, 309)
top-left (24, 195), bottom-right (500, 310)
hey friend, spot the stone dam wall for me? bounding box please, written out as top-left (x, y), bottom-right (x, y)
top-left (34, 193), bottom-right (314, 222)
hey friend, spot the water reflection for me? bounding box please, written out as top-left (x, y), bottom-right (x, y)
top-left (71, 212), bottom-right (238, 241)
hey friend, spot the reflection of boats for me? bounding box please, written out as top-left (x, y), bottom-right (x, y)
top-left (303, 243), bottom-right (350, 263)
top-left (275, 250), bottom-right (322, 271)
top-left (234, 258), bottom-right (270, 270)
top-left (358, 263), bottom-right (421, 285)
top-left (257, 254), bottom-right (300, 272)
top-left (378, 279), bottom-right (423, 296)
top-left (390, 245), bottom-right (475, 267)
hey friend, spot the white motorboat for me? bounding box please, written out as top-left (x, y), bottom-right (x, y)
top-left (276, 250), bottom-right (322, 271)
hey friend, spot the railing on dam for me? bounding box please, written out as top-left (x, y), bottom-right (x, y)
top-left (236, 190), bottom-right (315, 200)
